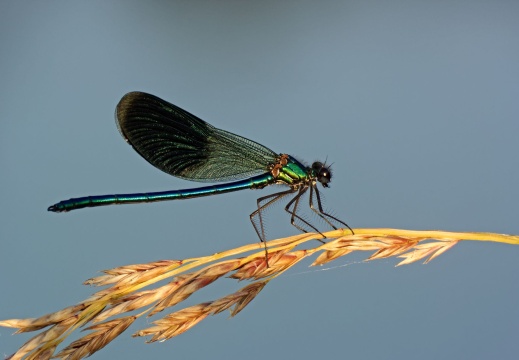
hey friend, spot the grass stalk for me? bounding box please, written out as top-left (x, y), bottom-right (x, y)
top-left (1, 228), bottom-right (518, 359)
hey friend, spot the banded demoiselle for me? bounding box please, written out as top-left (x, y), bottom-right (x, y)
top-left (48, 92), bottom-right (353, 246)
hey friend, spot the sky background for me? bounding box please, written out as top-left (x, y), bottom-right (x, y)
top-left (1, 1), bottom-right (518, 359)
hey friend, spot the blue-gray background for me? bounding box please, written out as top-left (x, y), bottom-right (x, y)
top-left (1, 1), bottom-right (518, 359)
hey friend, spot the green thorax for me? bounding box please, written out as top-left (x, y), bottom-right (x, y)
top-left (275, 155), bottom-right (311, 185)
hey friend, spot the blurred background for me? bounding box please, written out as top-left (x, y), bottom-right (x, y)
top-left (1, 1), bottom-right (518, 359)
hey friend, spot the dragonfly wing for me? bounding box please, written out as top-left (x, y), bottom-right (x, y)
top-left (116, 92), bottom-right (278, 182)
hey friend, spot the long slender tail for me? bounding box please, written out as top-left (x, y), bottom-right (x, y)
top-left (48, 192), bottom-right (174, 212)
top-left (48, 175), bottom-right (272, 213)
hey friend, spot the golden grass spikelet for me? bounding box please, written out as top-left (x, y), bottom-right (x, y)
top-left (133, 305), bottom-right (209, 342)
top-left (134, 281), bottom-right (269, 343)
top-left (2, 228), bottom-right (518, 359)
top-left (103, 260), bottom-right (182, 276)
top-left (225, 281), bottom-right (269, 317)
top-left (92, 287), bottom-right (170, 323)
top-left (5, 317), bottom-right (77, 360)
top-left (208, 281), bottom-right (268, 315)
top-left (25, 344), bottom-right (56, 360)
top-left (396, 239), bottom-right (459, 266)
top-left (86, 260), bottom-right (184, 294)
top-left (147, 275), bottom-right (217, 317)
top-left (313, 248), bottom-right (352, 266)
top-left (55, 316), bottom-right (136, 359)
top-left (0, 305), bottom-right (86, 333)
top-left (230, 249), bottom-right (306, 280)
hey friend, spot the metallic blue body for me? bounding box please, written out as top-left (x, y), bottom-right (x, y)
top-left (50, 156), bottom-right (310, 212)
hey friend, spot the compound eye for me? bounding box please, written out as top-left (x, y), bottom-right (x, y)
top-left (311, 161), bottom-right (332, 187)
top-left (317, 167), bottom-right (332, 188)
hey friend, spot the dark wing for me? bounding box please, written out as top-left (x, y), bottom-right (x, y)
top-left (115, 92), bottom-right (278, 182)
